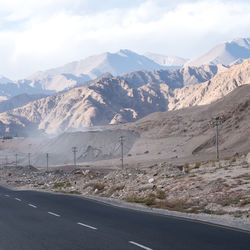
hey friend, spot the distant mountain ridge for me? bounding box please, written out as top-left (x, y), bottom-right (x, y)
top-left (23, 49), bottom-right (168, 92)
top-left (1, 37), bottom-right (250, 101)
top-left (186, 37), bottom-right (250, 66)
top-left (144, 52), bottom-right (188, 67)
top-left (120, 64), bottom-right (228, 88)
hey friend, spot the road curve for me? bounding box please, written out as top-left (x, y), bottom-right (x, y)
top-left (0, 185), bottom-right (249, 250)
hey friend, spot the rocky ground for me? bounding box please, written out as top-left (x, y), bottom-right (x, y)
top-left (1, 153), bottom-right (249, 225)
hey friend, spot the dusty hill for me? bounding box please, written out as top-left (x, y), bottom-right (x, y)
top-left (122, 84), bottom-right (250, 166)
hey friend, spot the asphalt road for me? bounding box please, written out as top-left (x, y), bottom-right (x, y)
top-left (0, 185), bottom-right (249, 250)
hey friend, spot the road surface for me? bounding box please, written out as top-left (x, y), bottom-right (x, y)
top-left (0, 185), bottom-right (249, 250)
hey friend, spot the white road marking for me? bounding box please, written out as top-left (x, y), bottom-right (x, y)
top-left (77, 222), bottom-right (97, 230)
top-left (48, 212), bottom-right (60, 217)
top-left (129, 241), bottom-right (153, 250)
top-left (15, 198), bottom-right (21, 201)
top-left (28, 204), bottom-right (37, 208)
top-left (4, 194), bottom-right (10, 197)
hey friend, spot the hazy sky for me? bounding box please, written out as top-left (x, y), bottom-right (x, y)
top-left (0, 0), bottom-right (250, 79)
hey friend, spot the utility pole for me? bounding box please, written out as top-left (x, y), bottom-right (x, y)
top-left (28, 153), bottom-right (31, 166)
top-left (72, 147), bottom-right (77, 166)
top-left (215, 117), bottom-right (220, 160)
top-left (46, 153), bottom-right (49, 172)
top-left (28, 143), bottom-right (31, 166)
top-left (15, 154), bottom-right (18, 167)
top-left (120, 136), bottom-right (124, 169)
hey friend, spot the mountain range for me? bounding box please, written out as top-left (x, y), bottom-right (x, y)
top-left (0, 58), bottom-right (249, 135)
top-left (0, 37), bottom-right (250, 102)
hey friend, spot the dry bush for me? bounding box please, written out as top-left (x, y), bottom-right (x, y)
top-left (126, 193), bottom-right (156, 206)
top-left (53, 182), bottom-right (66, 189)
top-left (156, 189), bottom-right (166, 199)
top-left (53, 182), bottom-right (71, 189)
top-left (154, 199), bottom-right (191, 213)
top-left (108, 185), bottom-right (125, 196)
top-left (235, 173), bottom-right (250, 180)
top-left (183, 163), bottom-right (190, 173)
top-left (194, 162), bottom-right (201, 169)
top-left (230, 157), bottom-right (236, 163)
top-left (93, 183), bottom-right (105, 191)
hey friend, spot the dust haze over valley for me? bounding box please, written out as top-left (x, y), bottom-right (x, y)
top-left (1, 37), bottom-right (250, 176)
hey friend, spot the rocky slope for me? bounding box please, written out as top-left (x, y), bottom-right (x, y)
top-left (0, 62), bottom-right (231, 135)
top-left (0, 93), bottom-right (47, 113)
top-left (172, 58), bottom-right (250, 110)
top-left (121, 64), bottom-right (227, 88)
top-left (186, 37), bottom-right (250, 66)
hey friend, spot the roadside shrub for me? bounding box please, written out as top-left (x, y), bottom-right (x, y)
top-left (126, 193), bottom-right (156, 206)
top-left (156, 189), bottom-right (166, 199)
top-left (183, 163), bottom-right (190, 173)
top-left (230, 157), bottom-right (236, 163)
top-left (194, 162), bottom-right (201, 169)
top-left (93, 183), bottom-right (105, 191)
top-left (108, 185), bottom-right (125, 196)
top-left (144, 196), bottom-right (156, 206)
top-left (53, 182), bottom-right (65, 189)
top-left (126, 196), bottom-right (145, 203)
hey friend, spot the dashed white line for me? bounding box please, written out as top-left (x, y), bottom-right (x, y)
top-left (28, 204), bottom-right (37, 208)
top-left (15, 198), bottom-right (21, 201)
top-left (4, 194), bottom-right (10, 197)
top-left (129, 241), bottom-right (153, 250)
top-left (48, 212), bottom-right (60, 217)
top-left (77, 222), bottom-right (97, 230)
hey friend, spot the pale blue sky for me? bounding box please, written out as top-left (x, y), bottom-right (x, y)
top-left (0, 0), bottom-right (250, 79)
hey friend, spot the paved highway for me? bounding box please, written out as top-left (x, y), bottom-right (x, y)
top-left (0, 185), bottom-right (249, 250)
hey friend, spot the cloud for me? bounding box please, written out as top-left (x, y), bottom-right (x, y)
top-left (0, 0), bottom-right (250, 79)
